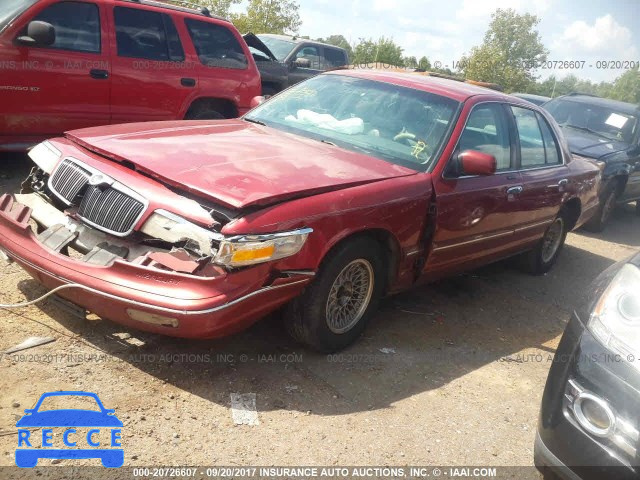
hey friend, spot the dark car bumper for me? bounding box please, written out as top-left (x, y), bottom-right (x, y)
top-left (536, 307), bottom-right (640, 480)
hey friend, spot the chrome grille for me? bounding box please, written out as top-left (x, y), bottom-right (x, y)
top-left (78, 185), bottom-right (145, 234)
top-left (50, 159), bottom-right (91, 203)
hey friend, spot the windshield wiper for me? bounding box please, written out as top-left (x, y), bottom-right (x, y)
top-left (564, 124), bottom-right (615, 140)
top-left (244, 117), bottom-right (266, 126)
top-left (319, 139), bottom-right (337, 146)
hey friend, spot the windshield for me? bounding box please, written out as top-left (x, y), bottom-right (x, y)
top-left (245, 75), bottom-right (460, 170)
top-left (256, 35), bottom-right (295, 61)
top-left (0, 0), bottom-right (38, 32)
top-left (545, 98), bottom-right (639, 144)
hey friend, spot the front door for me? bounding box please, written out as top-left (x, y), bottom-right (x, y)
top-left (287, 45), bottom-right (324, 85)
top-left (0, 0), bottom-right (110, 147)
top-left (425, 102), bottom-right (526, 277)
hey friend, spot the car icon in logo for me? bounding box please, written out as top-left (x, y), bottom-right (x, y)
top-left (15, 391), bottom-right (124, 468)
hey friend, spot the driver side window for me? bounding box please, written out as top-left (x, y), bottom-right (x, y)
top-left (295, 46), bottom-right (320, 68)
top-left (458, 104), bottom-right (512, 171)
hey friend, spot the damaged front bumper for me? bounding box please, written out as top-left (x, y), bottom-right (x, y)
top-left (0, 193), bottom-right (311, 338)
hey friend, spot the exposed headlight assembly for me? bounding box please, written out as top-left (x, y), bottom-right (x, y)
top-left (214, 228), bottom-right (312, 267)
top-left (141, 209), bottom-right (223, 257)
top-left (589, 263), bottom-right (640, 371)
top-left (28, 141), bottom-right (61, 173)
top-left (141, 210), bottom-right (311, 267)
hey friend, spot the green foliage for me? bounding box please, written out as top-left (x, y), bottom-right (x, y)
top-left (458, 8), bottom-right (548, 92)
top-left (316, 34), bottom-right (353, 60)
top-left (352, 37), bottom-right (404, 66)
top-left (198, 0), bottom-right (240, 18)
top-left (418, 56), bottom-right (431, 71)
top-left (231, 0), bottom-right (301, 35)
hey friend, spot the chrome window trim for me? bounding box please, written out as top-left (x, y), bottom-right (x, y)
top-left (442, 100), bottom-right (568, 181)
top-left (48, 157), bottom-right (149, 237)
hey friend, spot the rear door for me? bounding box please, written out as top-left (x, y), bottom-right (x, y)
top-left (509, 105), bottom-right (569, 243)
top-left (0, 0), bottom-right (110, 145)
top-left (108, 5), bottom-right (190, 123)
top-left (425, 102), bottom-right (525, 277)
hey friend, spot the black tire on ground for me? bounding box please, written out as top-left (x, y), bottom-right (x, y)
top-left (583, 181), bottom-right (618, 232)
top-left (521, 210), bottom-right (569, 275)
top-left (186, 108), bottom-right (225, 120)
top-left (283, 237), bottom-right (386, 352)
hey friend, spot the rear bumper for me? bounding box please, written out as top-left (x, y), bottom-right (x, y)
top-left (0, 194), bottom-right (310, 338)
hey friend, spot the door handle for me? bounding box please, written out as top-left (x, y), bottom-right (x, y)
top-left (181, 78), bottom-right (196, 87)
top-left (89, 69), bottom-right (109, 79)
top-left (507, 186), bottom-right (523, 196)
top-left (558, 179), bottom-right (569, 187)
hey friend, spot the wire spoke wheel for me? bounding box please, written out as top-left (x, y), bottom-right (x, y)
top-left (541, 218), bottom-right (564, 264)
top-left (326, 259), bottom-right (374, 334)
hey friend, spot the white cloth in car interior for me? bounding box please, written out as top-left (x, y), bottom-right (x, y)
top-left (285, 109), bottom-right (364, 135)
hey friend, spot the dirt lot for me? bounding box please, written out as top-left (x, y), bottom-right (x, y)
top-left (1, 153), bottom-right (638, 476)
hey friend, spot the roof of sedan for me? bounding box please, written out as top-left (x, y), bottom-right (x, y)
top-left (330, 69), bottom-right (513, 102)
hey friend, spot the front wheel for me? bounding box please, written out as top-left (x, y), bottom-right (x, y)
top-left (284, 238), bottom-right (386, 352)
top-left (522, 213), bottom-right (568, 275)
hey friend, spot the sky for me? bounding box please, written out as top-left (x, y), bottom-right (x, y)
top-left (284, 0), bottom-right (639, 84)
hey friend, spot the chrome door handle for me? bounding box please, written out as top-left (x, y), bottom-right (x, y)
top-left (507, 186), bottom-right (523, 195)
top-left (558, 179), bottom-right (569, 187)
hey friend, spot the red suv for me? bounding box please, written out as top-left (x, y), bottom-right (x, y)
top-left (0, 0), bottom-right (261, 151)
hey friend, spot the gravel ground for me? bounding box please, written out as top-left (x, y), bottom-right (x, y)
top-left (0, 153), bottom-right (638, 476)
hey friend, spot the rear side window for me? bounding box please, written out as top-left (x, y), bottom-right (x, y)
top-left (323, 47), bottom-right (347, 68)
top-left (511, 106), bottom-right (546, 168)
top-left (114, 6), bottom-right (184, 61)
top-left (537, 113), bottom-right (562, 165)
top-left (458, 104), bottom-right (512, 171)
top-left (31, 1), bottom-right (100, 53)
top-left (185, 19), bottom-right (247, 69)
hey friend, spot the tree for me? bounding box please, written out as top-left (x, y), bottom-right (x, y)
top-left (458, 8), bottom-right (548, 92)
top-left (317, 35), bottom-right (353, 60)
top-left (608, 67), bottom-right (640, 104)
top-left (199, 0), bottom-right (240, 18)
top-left (418, 56), bottom-right (431, 71)
top-left (231, 0), bottom-right (301, 34)
top-left (403, 56), bottom-right (417, 68)
top-left (352, 37), bottom-right (404, 66)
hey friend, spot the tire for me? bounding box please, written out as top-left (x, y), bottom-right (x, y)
top-left (522, 211), bottom-right (568, 275)
top-left (283, 238), bottom-right (386, 352)
top-left (186, 108), bottom-right (224, 120)
top-left (584, 181), bottom-right (618, 232)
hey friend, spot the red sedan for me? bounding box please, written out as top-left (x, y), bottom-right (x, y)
top-left (0, 70), bottom-right (601, 351)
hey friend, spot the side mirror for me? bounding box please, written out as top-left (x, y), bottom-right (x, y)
top-left (458, 150), bottom-right (497, 176)
top-left (250, 96), bottom-right (265, 108)
top-left (293, 57), bottom-right (311, 68)
top-left (16, 21), bottom-right (55, 47)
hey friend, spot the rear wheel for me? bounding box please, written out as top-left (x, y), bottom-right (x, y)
top-left (584, 182), bottom-right (618, 232)
top-left (284, 238), bottom-right (386, 352)
top-left (522, 212), bottom-right (568, 275)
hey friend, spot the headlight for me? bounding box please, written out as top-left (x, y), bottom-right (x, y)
top-left (28, 141), bottom-right (61, 173)
top-left (141, 209), bottom-right (222, 257)
top-left (214, 228), bottom-right (312, 267)
top-left (589, 263), bottom-right (640, 370)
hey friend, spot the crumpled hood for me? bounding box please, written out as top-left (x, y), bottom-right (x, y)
top-left (561, 126), bottom-right (629, 159)
top-left (65, 120), bottom-right (416, 209)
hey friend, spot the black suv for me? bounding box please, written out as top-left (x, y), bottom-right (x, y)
top-left (543, 94), bottom-right (640, 231)
top-left (244, 33), bottom-right (349, 95)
